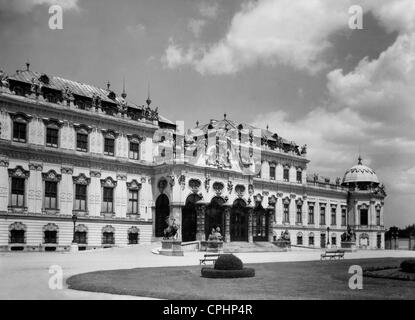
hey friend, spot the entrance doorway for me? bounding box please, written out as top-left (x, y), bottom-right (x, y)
top-left (205, 197), bottom-right (225, 240)
top-left (182, 194), bottom-right (201, 242)
top-left (253, 206), bottom-right (268, 241)
top-left (231, 199), bottom-right (248, 241)
top-left (155, 194), bottom-right (170, 237)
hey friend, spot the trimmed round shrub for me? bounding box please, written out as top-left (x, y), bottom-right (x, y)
top-left (201, 267), bottom-right (255, 278)
top-left (214, 254), bottom-right (243, 270)
top-left (400, 259), bottom-right (415, 273)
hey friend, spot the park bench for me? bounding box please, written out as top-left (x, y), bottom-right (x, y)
top-left (320, 249), bottom-right (345, 261)
top-left (199, 253), bottom-right (222, 265)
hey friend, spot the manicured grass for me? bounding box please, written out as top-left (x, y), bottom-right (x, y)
top-left (66, 258), bottom-right (415, 300)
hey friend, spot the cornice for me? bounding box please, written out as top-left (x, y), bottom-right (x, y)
top-left (0, 93), bottom-right (158, 136)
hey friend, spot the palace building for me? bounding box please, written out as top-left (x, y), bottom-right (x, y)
top-left (0, 64), bottom-right (386, 251)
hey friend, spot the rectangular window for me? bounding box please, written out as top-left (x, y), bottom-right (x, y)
top-left (283, 168), bottom-right (289, 182)
top-left (320, 206), bottom-right (326, 226)
top-left (341, 207), bottom-right (347, 226)
top-left (297, 236), bottom-right (303, 245)
top-left (296, 170), bottom-right (302, 183)
top-left (102, 232), bottom-right (114, 244)
top-left (44, 181), bottom-right (58, 209)
top-left (13, 122), bottom-right (27, 143)
top-left (104, 138), bottom-right (115, 156)
top-left (309, 236), bottom-right (314, 246)
top-left (270, 166), bottom-right (276, 180)
top-left (360, 209), bottom-right (368, 226)
top-left (74, 184), bottom-right (87, 211)
top-left (128, 189), bottom-right (139, 214)
top-left (376, 209), bottom-right (381, 226)
top-left (331, 207), bottom-right (336, 225)
top-left (283, 203), bottom-right (289, 223)
top-left (74, 231), bottom-right (87, 244)
top-left (11, 177), bottom-right (25, 207)
top-left (308, 206), bottom-right (314, 224)
top-left (102, 187), bottom-right (113, 213)
top-left (332, 236), bottom-right (337, 246)
top-left (76, 133), bottom-right (88, 152)
top-left (10, 230), bottom-right (25, 244)
top-left (129, 142), bottom-right (140, 160)
top-left (296, 205), bottom-right (302, 223)
top-left (46, 127), bottom-right (59, 147)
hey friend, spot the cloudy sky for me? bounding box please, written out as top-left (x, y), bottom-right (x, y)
top-left (0, 0), bottom-right (414, 227)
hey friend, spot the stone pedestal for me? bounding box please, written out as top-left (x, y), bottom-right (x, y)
top-left (69, 243), bottom-right (78, 253)
top-left (341, 241), bottom-right (357, 252)
top-left (159, 240), bottom-right (184, 256)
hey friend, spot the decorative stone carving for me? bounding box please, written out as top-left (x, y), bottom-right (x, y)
top-left (101, 176), bottom-right (117, 188)
top-left (189, 178), bottom-right (201, 193)
top-left (28, 163), bottom-right (43, 171)
top-left (268, 195), bottom-right (277, 206)
top-left (61, 167), bottom-right (73, 175)
top-left (140, 177), bottom-right (147, 184)
top-left (235, 185), bottom-right (245, 198)
top-left (158, 178), bottom-right (168, 193)
top-left (42, 170), bottom-right (62, 182)
top-left (90, 170), bottom-right (101, 178)
top-left (0, 158), bottom-right (9, 167)
top-left (9, 221), bottom-right (27, 231)
top-left (179, 175), bottom-right (186, 190)
top-left (127, 179), bottom-right (142, 190)
top-left (8, 166), bottom-right (30, 178)
top-left (248, 184), bottom-right (254, 196)
top-left (227, 180), bottom-right (233, 194)
top-left (128, 226), bottom-right (140, 234)
top-left (43, 223), bottom-right (59, 232)
top-left (212, 181), bottom-right (224, 196)
top-left (204, 174), bottom-right (211, 192)
top-left (75, 224), bottom-right (88, 232)
top-left (116, 173), bottom-right (127, 181)
top-left (168, 175), bottom-right (175, 188)
top-left (102, 225), bottom-right (115, 233)
top-left (72, 173), bottom-right (91, 185)
top-left (254, 193), bottom-right (263, 203)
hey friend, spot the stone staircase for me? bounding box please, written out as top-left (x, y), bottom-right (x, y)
top-left (222, 241), bottom-right (288, 253)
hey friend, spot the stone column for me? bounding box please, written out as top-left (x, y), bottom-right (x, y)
top-left (268, 208), bottom-right (274, 242)
top-left (60, 167), bottom-right (74, 215)
top-left (248, 208), bottom-right (253, 243)
top-left (224, 206), bottom-right (231, 243)
top-left (115, 173), bottom-right (127, 218)
top-left (196, 205), bottom-right (206, 241)
top-left (369, 200), bottom-right (375, 227)
top-left (28, 163), bottom-right (42, 214)
top-left (0, 158), bottom-right (9, 211)
top-left (88, 171), bottom-right (101, 216)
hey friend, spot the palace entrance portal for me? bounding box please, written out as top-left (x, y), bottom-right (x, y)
top-left (230, 199), bottom-right (248, 242)
top-left (205, 197), bottom-right (225, 240)
top-left (181, 194), bottom-right (201, 242)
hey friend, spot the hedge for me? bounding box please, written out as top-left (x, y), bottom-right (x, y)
top-left (201, 267), bottom-right (255, 278)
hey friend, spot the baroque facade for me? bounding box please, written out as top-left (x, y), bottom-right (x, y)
top-left (0, 65), bottom-right (386, 251)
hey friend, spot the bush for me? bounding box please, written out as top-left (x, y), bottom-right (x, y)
top-left (214, 254), bottom-right (243, 270)
top-left (201, 267), bottom-right (255, 279)
top-left (400, 259), bottom-right (415, 273)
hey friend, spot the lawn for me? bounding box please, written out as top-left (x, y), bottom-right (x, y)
top-left (66, 258), bottom-right (415, 300)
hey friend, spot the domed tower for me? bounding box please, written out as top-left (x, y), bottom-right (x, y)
top-left (342, 156), bottom-right (386, 249)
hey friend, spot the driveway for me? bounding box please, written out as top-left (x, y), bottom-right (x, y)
top-left (1, 245), bottom-right (414, 299)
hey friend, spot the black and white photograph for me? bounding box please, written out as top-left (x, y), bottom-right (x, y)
top-left (0, 0), bottom-right (415, 309)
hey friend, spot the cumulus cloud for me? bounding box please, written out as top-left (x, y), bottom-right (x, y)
top-left (251, 0), bottom-right (415, 226)
top-left (198, 2), bottom-right (219, 19)
top-left (126, 23), bottom-right (146, 38)
top-left (0, 0), bottom-right (79, 14)
top-left (163, 0), bottom-right (353, 74)
top-left (188, 18), bottom-right (206, 38)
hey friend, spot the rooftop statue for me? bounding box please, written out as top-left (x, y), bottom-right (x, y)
top-left (0, 70), bottom-right (9, 88)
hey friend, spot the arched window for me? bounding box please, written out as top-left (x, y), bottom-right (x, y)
top-left (43, 223), bottom-right (59, 244)
top-left (74, 224), bottom-right (88, 244)
top-left (102, 225), bottom-right (115, 245)
top-left (128, 226), bottom-right (140, 244)
top-left (308, 232), bottom-right (315, 246)
top-left (297, 232), bottom-right (303, 245)
top-left (155, 194), bottom-right (170, 237)
top-left (9, 222), bottom-right (26, 244)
